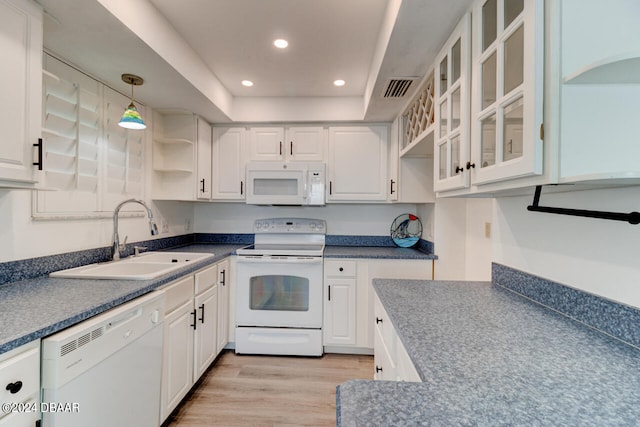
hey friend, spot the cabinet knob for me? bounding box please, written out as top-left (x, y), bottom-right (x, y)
top-left (6, 381), bottom-right (23, 394)
top-left (466, 161), bottom-right (476, 170)
top-left (375, 366), bottom-right (383, 373)
top-left (376, 317), bottom-right (383, 324)
top-left (455, 166), bottom-right (464, 174)
top-left (339, 267), bottom-right (344, 272)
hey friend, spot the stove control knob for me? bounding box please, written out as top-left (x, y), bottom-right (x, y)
top-left (310, 223), bottom-right (316, 230)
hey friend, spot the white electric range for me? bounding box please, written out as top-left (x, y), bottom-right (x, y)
top-left (235, 218), bottom-right (326, 356)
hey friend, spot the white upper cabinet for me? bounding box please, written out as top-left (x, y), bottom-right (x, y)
top-left (248, 127), bottom-right (284, 161)
top-left (469, 0), bottom-right (543, 185)
top-left (556, 0), bottom-right (640, 183)
top-left (212, 127), bottom-right (246, 200)
top-left (248, 126), bottom-right (325, 162)
top-left (328, 126), bottom-right (388, 202)
top-left (0, 0), bottom-right (42, 188)
top-left (196, 118), bottom-right (212, 200)
top-left (433, 13), bottom-right (471, 193)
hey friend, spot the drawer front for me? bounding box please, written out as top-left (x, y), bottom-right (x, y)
top-left (164, 275), bottom-right (195, 313)
top-left (0, 345), bottom-right (39, 405)
top-left (324, 260), bottom-right (356, 277)
top-left (374, 293), bottom-right (395, 355)
top-left (195, 264), bottom-right (217, 295)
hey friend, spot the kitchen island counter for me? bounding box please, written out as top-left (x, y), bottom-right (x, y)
top-left (0, 244), bottom-right (244, 354)
top-left (337, 279), bottom-right (640, 426)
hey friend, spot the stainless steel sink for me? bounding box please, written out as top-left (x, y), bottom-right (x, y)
top-left (50, 251), bottom-right (214, 280)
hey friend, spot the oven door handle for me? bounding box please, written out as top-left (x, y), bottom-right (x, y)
top-left (236, 256), bottom-right (323, 264)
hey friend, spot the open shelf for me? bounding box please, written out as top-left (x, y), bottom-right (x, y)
top-left (400, 125), bottom-right (434, 158)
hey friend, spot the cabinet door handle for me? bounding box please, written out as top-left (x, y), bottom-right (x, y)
top-left (376, 317), bottom-right (383, 324)
top-left (198, 303), bottom-right (205, 323)
top-left (329, 181), bottom-right (333, 195)
top-left (290, 141), bottom-right (293, 156)
top-left (191, 309), bottom-right (197, 330)
top-left (328, 285), bottom-right (331, 301)
top-left (279, 141), bottom-right (283, 155)
top-left (240, 181), bottom-right (244, 195)
top-left (5, 381), bottom-right (23, 394)
top-left (466, 161), bottom-right (476, 170)
top-left (455, 166), bottom-right (464, 174)
top-left (200, 178), bottom-right (206, 193)
top-left (390, 179), bottom-right (396, 194)
top-left (375, 366), bottom-right (383, 373)
top-left (33, 138), bottom-right (43, 171)
top-left (220, 269), bottom-right (226, 286)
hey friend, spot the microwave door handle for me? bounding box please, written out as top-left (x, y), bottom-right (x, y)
top-left (303, 173), bottom-right (308, 200)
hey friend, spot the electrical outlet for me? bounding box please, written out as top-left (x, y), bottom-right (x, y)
top-left (185, 219), bottom-right (191, 232)
top-left (485, 222), bottom-right (491, 238)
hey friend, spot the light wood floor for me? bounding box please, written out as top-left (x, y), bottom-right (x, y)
top-left (165, 350), bottom-right (373, 426)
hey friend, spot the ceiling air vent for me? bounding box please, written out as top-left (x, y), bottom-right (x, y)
top-left (381, 78), bottom-right (417, 98)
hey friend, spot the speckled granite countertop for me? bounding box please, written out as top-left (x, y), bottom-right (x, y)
top-left (0, 244), bottom-right (244, 355)
top-left (324, 246), bottom-right (436, 260)
top-left (338, 279), bottom-right (640, 426)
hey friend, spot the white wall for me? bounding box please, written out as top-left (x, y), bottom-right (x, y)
top-left (0, 191), bottom-right (193, 263)
top-left (493, 186), bottom-right (640, 309)
top-left (430, 198), bottom-right (493, 281)
top-left (194, 202), bottom-right (420, 236)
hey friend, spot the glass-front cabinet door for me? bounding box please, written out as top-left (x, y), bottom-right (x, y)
top-left (470, 0), bottom-right (543, 185)
top-left (434, 13), bottom-right (471, 192)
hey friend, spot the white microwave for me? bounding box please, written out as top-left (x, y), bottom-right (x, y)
top-left (245, 161), bottom-right (325, 206)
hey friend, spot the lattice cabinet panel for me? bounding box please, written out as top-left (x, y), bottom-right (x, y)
top-left (402, 72), bottom-right (434, 150)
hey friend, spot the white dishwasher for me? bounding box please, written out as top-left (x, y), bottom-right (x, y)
top-left (41, 291), bottom-right (165, 427)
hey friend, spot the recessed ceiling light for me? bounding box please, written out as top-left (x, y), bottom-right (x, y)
top-left (334, 79), bottom-right (346, 87)
top-left (274, 39), bottom-right (289, 49)
top-left (241, 80), bottom-right (254, 87)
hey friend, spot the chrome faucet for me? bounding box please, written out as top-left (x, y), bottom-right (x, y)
top-left (112, 198), bottom-right (159, 261)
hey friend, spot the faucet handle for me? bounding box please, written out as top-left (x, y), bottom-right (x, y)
top-left (118, 235), bottom-right (128, 252)
top-left (134, 246), bottom-right (147, 257)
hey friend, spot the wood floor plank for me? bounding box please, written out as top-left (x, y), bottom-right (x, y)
top-left (165, 350), bottom-right (373, 426)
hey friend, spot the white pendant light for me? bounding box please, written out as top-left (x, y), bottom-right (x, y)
top-left (119, 74), bottom-right (146, 130)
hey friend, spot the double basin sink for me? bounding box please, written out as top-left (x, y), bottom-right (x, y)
top-left (50, 252), bottom-right (214, 280)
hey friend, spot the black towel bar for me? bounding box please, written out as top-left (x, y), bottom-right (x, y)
top-left (526, 186), bottom-right (640, 225)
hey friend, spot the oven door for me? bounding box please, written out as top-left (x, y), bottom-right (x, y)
top-left (236, 256), bottom-right (323, 328)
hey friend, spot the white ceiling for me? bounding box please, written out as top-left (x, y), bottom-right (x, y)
top-left (36, 0), bottom-right (472, 123)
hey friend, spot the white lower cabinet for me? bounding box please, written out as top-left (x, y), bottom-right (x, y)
top-left (161, 258), bottom-right (231, 422)
top-left (194, 283), bottom-right (218, 380)
top-left (324, 260), bottom-right (357, 347)
top-left (216, 258), bottom-right (230, 354)
top-left (373, 292), bottom-right (420, 382)
top-left (323, 258), bottom-right (433, 354)
top-left (0, 340), bottom-right (39, 427)
top-left (161, 275), bottom-right (196, 420)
